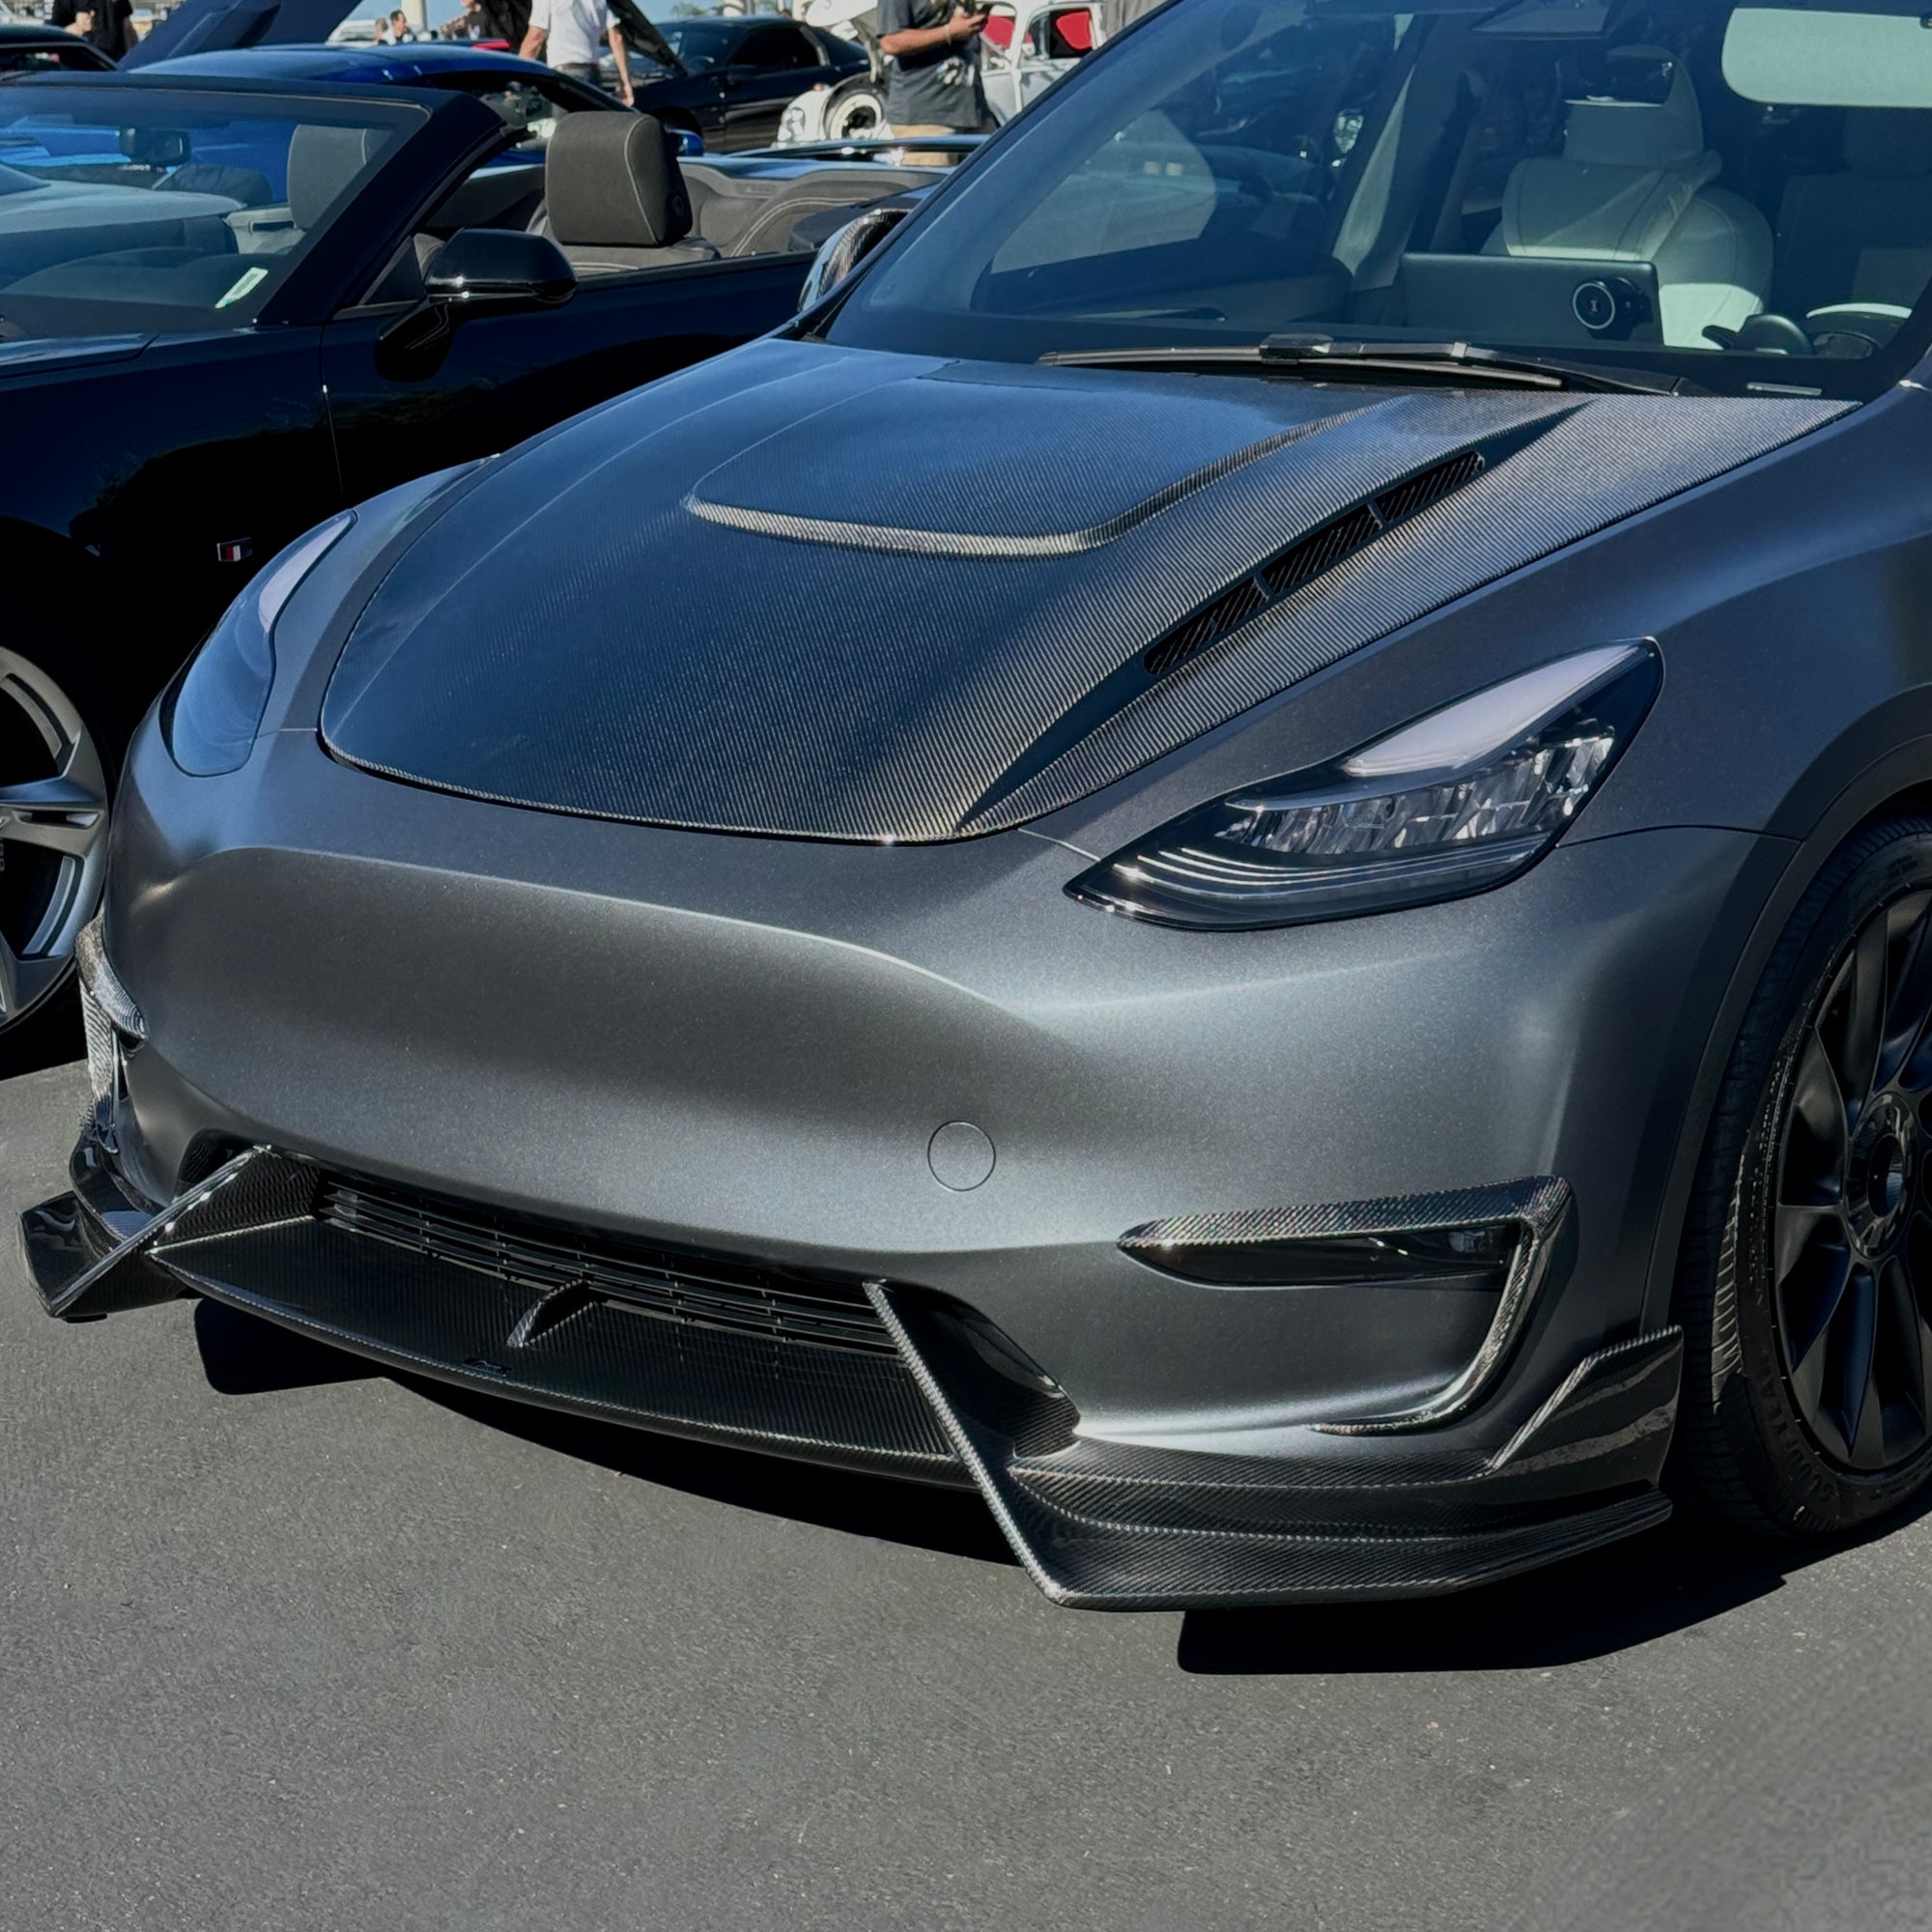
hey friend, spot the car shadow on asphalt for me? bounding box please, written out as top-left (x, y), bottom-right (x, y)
top-left (194, 1299), bottom-right (381, 1395)
top-left (191, 1301), bottom-right (1929, 1661)
top-left (193, 1300), bottom-right (1013, 1568)
top-left (1175, 1497), bottom-right (1932, 1673)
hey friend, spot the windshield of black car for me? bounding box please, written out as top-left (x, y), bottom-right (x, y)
top-left (0, 89), bottom-right (414, 339)
top-left (826, 0), bottom-right (1932, 399)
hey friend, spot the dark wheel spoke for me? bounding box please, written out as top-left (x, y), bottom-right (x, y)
top-left (1837, 1266), bottom-right (1888, 1469)
top-left (1833, 918), bottom-right (1889, 1117)
top-left (1773, 1201), bottom-right (1837, 1286)
top-left (1880, 1258), bottom-right (1932, 1444)
top-left (1882, 893), bottom-right (1932, 1091)
top-left (1783, 1239), bottom-right (1851, 1409)
top-left (1790, 1028), bottom-right (1851, 1179)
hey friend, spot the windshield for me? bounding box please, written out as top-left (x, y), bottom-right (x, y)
top-left (0, 89), bottom-right (413, 338)
top-left (828, 0), bottom-right (1932, 399)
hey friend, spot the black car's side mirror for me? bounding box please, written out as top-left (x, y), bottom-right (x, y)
top-left (379, 228), bottom-right (576, 379)
top-left (424, 228), bottom-right (577, 312)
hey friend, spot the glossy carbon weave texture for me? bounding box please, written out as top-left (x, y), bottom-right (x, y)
top-left (1119, 1176), bottom-right (1570, 1252)
top-left (868, 1284), bottom-right (1682, 1608)
top-left (23, 1117), bottom-right (1686, 1606)
top-left (1122, 1178), bottom-right (1574, 1435)
top-left (319, 343), bottom-right (1843, 844)
top-left (29, 1143), bottom-right (965, 1484)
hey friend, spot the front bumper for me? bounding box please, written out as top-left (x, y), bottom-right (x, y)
top-left (20, 728), bottom-right (1783, 1607)
top-left (26, 1122), bottom-right (1680, 1608)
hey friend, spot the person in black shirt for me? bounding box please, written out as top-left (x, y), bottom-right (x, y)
top-left (51, 0), bottom-right (134, 58)
top-left (876, 0), bottom-right (994, 138)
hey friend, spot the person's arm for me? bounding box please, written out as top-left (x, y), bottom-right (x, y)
top-left (518, 0), bottom-right (548, 60)
top-left (606, 14), bottom-right (632, 103)
top-left (878, 3), bottom-right (987, 58)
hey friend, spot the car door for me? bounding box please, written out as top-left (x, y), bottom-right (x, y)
top-left (715, 23), bottom-right (827, 150)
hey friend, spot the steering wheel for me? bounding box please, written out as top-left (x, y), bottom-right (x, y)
top-left (1805, 303), bottom-right (1912, 358)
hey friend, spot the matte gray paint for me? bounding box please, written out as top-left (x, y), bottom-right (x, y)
top-left (107, 710), bottom-right (1766, 1456)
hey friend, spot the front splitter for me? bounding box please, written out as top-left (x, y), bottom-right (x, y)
top-left (23, 1131), bottom-right (1682, 1609)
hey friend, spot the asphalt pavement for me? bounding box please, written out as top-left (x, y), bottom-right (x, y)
top-left (6, 1054), bottom-right (1932, 1932)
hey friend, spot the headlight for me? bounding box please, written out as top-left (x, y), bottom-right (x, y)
top-left (1067, 641), bottom-right (1661, 931)
top-left (166, 512), bottom-right (355, 776)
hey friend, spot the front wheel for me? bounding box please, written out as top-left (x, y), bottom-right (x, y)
top-left (0, 628), bottom-right (113, 1077)
top-left (1674, 816), bottom-right (1932, 1536)
top-left (826, 85), bottom-right (886, 139)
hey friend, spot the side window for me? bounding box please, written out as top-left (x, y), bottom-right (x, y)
top-left (736, 26), bottom-right (819, 71)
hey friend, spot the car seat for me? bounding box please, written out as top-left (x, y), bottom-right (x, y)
top-left (1484, 47), bottom-right (1772, 346)
top-left (1775, 109), bottom-right (1932, 322)
top-left (536, 114), bottom-right (719, 273)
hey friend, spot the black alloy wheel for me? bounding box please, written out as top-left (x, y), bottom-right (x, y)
top-left (1772, 892), bottom-right (1932, 1471)
top-left (1675, 816), bottom-right (1932, 1537)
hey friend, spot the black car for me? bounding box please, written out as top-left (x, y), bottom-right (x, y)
top-left (0, 69), bottom-right (926, 1067)
top-left (620, 14), bottom-right (867, 152)
top-left (0, 21), bottom-right (117, 74)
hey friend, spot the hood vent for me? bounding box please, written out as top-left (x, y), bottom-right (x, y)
top-left (1143, 450), bottom-right (1489, 681)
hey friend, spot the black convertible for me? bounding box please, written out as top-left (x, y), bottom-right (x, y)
top-left (0, 70), bottom-right (926, 1066)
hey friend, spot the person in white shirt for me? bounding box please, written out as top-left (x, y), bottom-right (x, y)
top-left (520, 0), bottom-right (633, 102)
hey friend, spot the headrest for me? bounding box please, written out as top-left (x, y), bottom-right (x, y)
top-left (1562, 46), bottom-right (1707, 170)
top-left (545, 114), bottom-right (693, 250)
top-left (288, 123), bottom-right (386, 232)
top-left (1844, 108), bottom-right (1932, 181)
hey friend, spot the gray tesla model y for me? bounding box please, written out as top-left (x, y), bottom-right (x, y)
top-left (25, 0), bottom-right (1932, 1607)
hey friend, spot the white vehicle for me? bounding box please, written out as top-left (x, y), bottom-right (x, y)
top-left (775, 0), bottom-right (1093, 145)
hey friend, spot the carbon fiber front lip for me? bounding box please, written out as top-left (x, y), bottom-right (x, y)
top-left (22, 1129), bottom-right (1683, 1608)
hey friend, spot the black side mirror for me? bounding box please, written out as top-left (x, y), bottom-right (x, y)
top-left (379, 228), bottom-right (576, 378)
top-left (423, 227), bottom-right (577, 311)
top-left (797, 205), bottom-right (908, 313)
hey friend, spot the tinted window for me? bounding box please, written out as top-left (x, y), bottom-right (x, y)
top-left (735, 24), bottom-right (820, 70)
top-left (830, 0), bottom-right (1932, 400)
top-left (0, 43), bottom-right (112, 73)
top-left (660, 21), bottom-right (742, 71)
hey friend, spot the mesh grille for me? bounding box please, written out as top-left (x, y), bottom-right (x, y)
top-left (315, 1177), bottom-right (896, 1357)
top-left (1143, 453), bottom-right (1489, 680)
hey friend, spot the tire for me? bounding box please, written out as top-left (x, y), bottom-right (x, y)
top-left (826, 85), bottom-right (886, 139)
top-left (0, 609), bottom-right (118, 1080)
top-left (1673, 813), bottom-right (1932, 1537)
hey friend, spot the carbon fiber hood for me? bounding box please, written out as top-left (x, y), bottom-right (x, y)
top-left (321, 340), bottom-right (1845, 842)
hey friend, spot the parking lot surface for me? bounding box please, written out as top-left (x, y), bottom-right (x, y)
top-left (6, 1056), bottom-right (1932, 1932)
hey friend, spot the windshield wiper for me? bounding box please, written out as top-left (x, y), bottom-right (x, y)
top-left (1039, 335), bottom-right (1696, 395)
